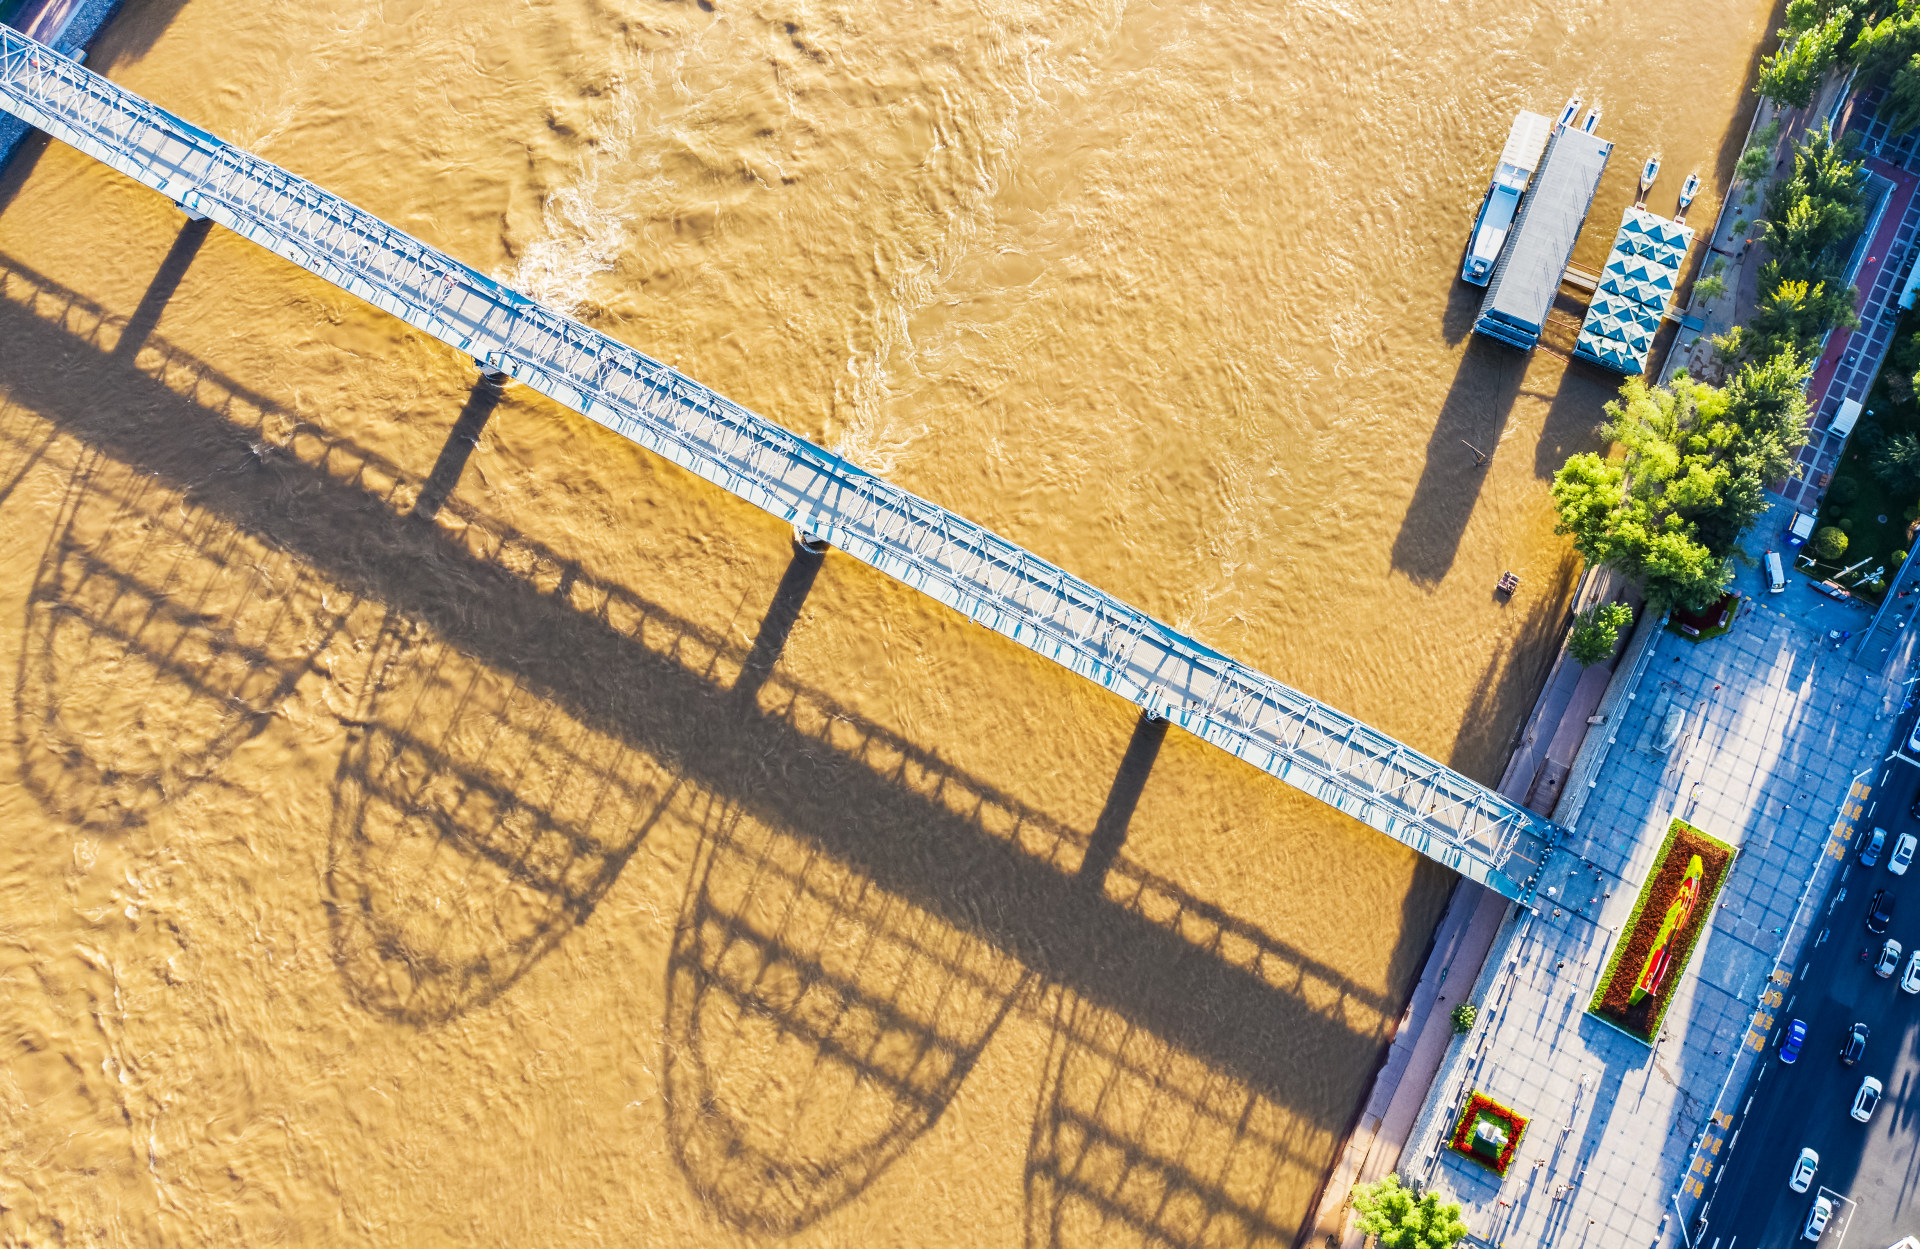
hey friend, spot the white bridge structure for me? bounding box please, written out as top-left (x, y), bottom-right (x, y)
top-left (0, 28), bottom-right (1560, 898)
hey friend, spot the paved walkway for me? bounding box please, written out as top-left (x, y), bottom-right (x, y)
top-left (1404, 500), bottom-right (1910, 1249)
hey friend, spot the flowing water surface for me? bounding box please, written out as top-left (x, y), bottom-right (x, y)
top-left (0, 0), bottom-right (1772, 1243)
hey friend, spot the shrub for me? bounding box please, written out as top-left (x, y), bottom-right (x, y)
top-left (1733, 217), bottom-right (1748, 235)
top-left (1812, 526), bottom-right (1849, 560)
top-left (1450, 1002), bottom-right (1477, 1034)
top-left (1827, 475), bottom-right (1860, 506)
top-left (1896, 549), bottom-right (1910, 566)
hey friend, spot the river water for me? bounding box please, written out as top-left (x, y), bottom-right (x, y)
top-left (0, 0), bottom-right (1771, 1243)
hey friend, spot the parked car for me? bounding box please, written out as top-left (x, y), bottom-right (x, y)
top-left (1791, 1147), bottom-right (1820, 1193)
top-left (1842, 1022), bottom-right (1870, 1065)
top-left (1863, 826), bottom-right (1888, 867)
top-left (1870, 889), bottom-right (1896, 934)
top-left (1910, 714), bottom-right (1920, 756)
top-left (1805, 1193), bottom-right (1834, 1240)
top-left (1781, 1018), bottom-right (1808, 1063)
top-left (1905, 953), bottom-right (1920, 995)
top-left (1878, 939), bottom-right (1904, 978)
top-left (1853, 1076), bottom-right (1884, 1123)
top-left (1895, 831), bottom-right (1919, 877)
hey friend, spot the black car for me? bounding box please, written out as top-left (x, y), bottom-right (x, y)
top-left (1911, 792), bottom-right (1920, 822)
top-left (1870, 889), bottom-right (1896, 934)
top-left (1843, 1022), bottom-right (1870, 1065)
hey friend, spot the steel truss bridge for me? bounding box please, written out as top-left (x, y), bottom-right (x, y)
top-left (0, 28), bottom-right (1560, 898)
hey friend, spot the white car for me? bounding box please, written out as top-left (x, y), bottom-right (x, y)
top-left (1805, 1193), bottom-right (1833, 1241)
top-left (1904, 951), bottom-right (1920, 995)
top-left (1853, 1076), bottom-right (1884, 1123)
top-left (1895, 832), bottom-right (1919, 876)
top-left (1877, 939), bottom-right (1904, 979)
top-left (1790, 1146), bottom-right (1819, 1193)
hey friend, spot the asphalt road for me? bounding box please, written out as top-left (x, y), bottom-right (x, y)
top-left (1704, 721), bottom-right (1920, 1249)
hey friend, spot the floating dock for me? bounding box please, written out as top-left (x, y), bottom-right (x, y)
top-left (1572, 207), bottom-right (1694, 374)
top-left (1473, 121), bottom-right (1613, 350)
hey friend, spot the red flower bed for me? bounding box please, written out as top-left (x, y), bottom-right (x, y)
top-left (1447, 1090), bottom-right (1528, 1176)
top-left (1589, 819), bottom-right (1736, 1041)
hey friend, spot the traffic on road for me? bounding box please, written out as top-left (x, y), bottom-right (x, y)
top-left (1700, 710), bottom-right (1920, 1247)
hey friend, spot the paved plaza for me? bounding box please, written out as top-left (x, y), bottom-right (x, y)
top-left (1404, 507), bottom-right (1918, 1249)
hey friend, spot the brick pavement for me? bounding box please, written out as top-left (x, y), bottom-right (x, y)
top-left (1405, 506), bottom-right (1904, 1249)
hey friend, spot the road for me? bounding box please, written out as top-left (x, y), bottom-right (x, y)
top-left (1703, 715), bottom-right (1920, 1249)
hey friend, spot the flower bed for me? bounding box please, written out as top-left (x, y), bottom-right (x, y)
top-left (1447, 1091), bottom-right (1529, 1176)
top-left (1588, 818), bottom-right (1736, 1042)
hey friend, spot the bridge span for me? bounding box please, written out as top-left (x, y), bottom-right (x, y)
top-left (0, 28), bottom-right (1560, 898)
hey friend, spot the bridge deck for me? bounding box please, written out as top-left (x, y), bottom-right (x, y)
top-left (0, 29), bottom-right (1559, 898)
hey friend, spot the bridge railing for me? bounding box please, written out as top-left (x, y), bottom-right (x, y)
top-left (0, 28), bottom-right (1559, 897)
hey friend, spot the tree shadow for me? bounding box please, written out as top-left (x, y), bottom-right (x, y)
top-left (1532, 360), bottom-right (1618, 482)
top-left (86, 0), bottom-right (196, 74)
top-left (1389, 339), bottom-right (1529, 585)
top-left (0, 247), bottom-right (1432, 1234)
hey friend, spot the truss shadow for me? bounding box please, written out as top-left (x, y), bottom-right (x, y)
top-left (1024, 984), bottom-right (1319, 1249)
top-left (665, 790), bottom-right (1035, 1233)
top-left (328, 609), bottom-right (681, 1024)
top-left (15, 446), bottom-right (355, 829)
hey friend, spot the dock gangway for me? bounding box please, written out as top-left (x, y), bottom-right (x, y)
top-left (0, 29), bottom-right (1561, 898)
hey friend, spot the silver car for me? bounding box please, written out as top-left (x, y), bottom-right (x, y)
top-left (1894, 831), bottom-right (1919, 876)
top-left (1790, 1147), bottom-right (1819, 1193)
top-left (1853, 1076), bottom-right (1884, 1123)
top-left (1877, 939), bottom-right (1904, 979)
top-left (1804, 1193), bottom-right (1833, 1240)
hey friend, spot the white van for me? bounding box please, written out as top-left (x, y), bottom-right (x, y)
top-left (1767, 550), bottom-right (1787, 593)
top-left (1832, 398), bottom-right (1863, 439)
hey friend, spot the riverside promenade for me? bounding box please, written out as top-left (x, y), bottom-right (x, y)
top-left (1399, 502), bottom-right (1918, 1249)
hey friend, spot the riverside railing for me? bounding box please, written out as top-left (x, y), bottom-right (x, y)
top-left (0, 28), bottom-right (1561, 897)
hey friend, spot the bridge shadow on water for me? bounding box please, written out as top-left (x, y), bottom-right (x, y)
top-left (0, 246), bottom-right (1437, 1238)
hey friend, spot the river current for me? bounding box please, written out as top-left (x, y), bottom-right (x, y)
top-left (0, 0), bottom-right (1771, 1243)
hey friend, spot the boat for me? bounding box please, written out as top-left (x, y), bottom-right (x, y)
top-left (1461, 109), bottom-right (1554, 285)
top-left (1580, 106), bottom-right (1602, 134)
top-left (1636, 153), bottom-right (1660, 203)
top-left (1675, 170), bottom-right (1701, 222)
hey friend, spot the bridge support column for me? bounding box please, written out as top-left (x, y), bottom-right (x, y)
top-left (171, 200), bottom-right (205, 222)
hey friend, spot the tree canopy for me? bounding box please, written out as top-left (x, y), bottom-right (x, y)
top-left (1350, 1176), bottom-right (1470, 1249)
top-left (1723, 126), bottom-right (1866, 362)
top-left (1568, 602), bottom-right (1635, 667)
top-left (1550, 360), bottom-right (1813, 611)
top-left (1759, 0), bottom-right (1920, 130)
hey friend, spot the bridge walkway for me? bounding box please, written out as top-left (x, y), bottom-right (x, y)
top-left (0, 29), bottom-right (1559, 898)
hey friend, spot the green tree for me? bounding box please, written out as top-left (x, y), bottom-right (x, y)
top-left (1812, 525), bottom-right (1850, 559)
top-left (1449, 1002), bottom-right (1477, 1034)
top-left (1856, 5), bottom-right (1920, 130)
top-left (1872, 430), bottom-right (1920, 486)
top-left (1758, 0), bottom-right (1859, 106)
top-left (1350, 1175), bottom-right (1470, 1249)
top-left (1550, 361), bottom-right (1812, 610)
top-left (1568, 601), bottom-right (1636, 666)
